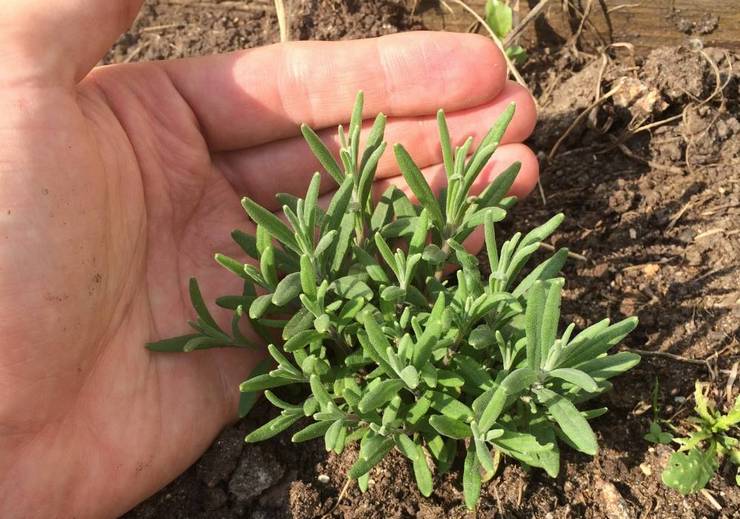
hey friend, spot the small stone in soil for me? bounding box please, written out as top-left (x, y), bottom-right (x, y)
top-left (228, 445), bottom-right (285, 502)
top-left (317, 474), bottom-right (330, 484)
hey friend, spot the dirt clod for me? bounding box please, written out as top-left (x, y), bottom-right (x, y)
top-left (228, 445), bottom-right (285, 502)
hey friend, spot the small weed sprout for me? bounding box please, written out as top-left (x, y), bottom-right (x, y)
top-left (485, 0), bottom-right (527, 65)
top-left (648, 382), bottom-right (740, 494)
top-left (149, 93), bottom-right (639, 508)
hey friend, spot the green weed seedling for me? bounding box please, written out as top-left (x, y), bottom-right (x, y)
top-left (485, 0), bottom-right (527, 65)
top-left (148, 92), bottom-right (639, 509)
top-left (658, 382), bottom-right (740, 494)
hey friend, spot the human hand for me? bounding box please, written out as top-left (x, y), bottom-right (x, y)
top-left (0, 1), bottom-right (538, 517)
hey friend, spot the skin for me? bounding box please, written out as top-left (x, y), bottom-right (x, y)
top-left (0, 1), bottom-right (538, 517)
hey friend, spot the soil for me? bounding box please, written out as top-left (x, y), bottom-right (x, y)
top-left (115, 2), bottom-right (739, 518)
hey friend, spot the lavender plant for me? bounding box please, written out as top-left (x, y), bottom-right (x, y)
top-left (148, 93), bottom-right (639, 508)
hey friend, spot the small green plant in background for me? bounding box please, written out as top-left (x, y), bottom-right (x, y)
top-left (148, 92), bottom-right (639, 508)
top-left (644, 378), bottom-right (673, 445)
top-left (485, 0), bottom-right (527, 65)
top-left (654, 382), bottom-right (740, 494)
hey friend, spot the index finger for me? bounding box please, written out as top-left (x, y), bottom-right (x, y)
top-left (159, 32), bottom-right (508, 151)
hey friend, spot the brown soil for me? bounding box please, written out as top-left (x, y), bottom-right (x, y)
top-left (117, 2), bottom-right (739, 518)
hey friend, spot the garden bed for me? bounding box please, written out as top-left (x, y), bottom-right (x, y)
top-left (114, 1), bottom-right (739, 517)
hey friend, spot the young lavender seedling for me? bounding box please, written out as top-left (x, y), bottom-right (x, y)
top-left (149, 92), bottom-right (639, 508)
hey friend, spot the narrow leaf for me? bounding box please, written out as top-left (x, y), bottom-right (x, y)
top-left (393, 144), bottom-right (444, 227)
top-left (535, 387), bottom-right (598, 455)
top-left (242, 197), bottom-right (300, 253)
top-left (301, 124), bottom-right (344, 184)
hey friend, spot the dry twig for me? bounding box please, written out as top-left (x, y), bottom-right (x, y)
top-left (274, 0), bottom-right (289, 43)
top-left (548, 83), bottom-right (622, 160)
top-left (503, 0), bottom-right (552, 47)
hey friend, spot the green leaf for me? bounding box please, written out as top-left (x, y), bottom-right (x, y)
top-left (349, 437), bottom-right (394, 479)
top-left (478, 367), bottom-right (540, 432)
top-left (242, 197), bottom-right (300, 253)
top-left (513, 248), bottom-right (568, 298)
top-left (188, 278), bottom-right (221, 332)
top-left (303, 172), bottom-right (321, 228)
top-left (301, 124), bottom-right (344, 185)
top-left (507, 45), bottom-right (527, 65)
top-left (411, 293), bottom-right (445, 369)
top-left (360, 112), bottom-right (387, 171)
top-left (576, 351), bottom-right (640, 380)
top-left (492, 429), bottom-right (555, 453)
top-left (429, 415), bottom-right (472, 439)
top-left (484, 212), bottom-right (499, 272)
top-left (395, 433), bottom-right (419, 461)
top-left (472, 422), bottom-right (495, 474)
top-left (468, 326), bottom-right (496, 350)
top-left (477, 161), bottom-right (520, 210)
top-left (267, 344), bottom-right (300, 377)
top-left (214, 254), bottom-right (248, 280)
top-left (239, 373), bottom-right (294, 392)
top-left (264, 390), bottom-right (301, 411)
top-left (393, 144), bottom-right (444, 228)
top-left (245, 412), bottom-right (301, 442)
top-left (528, 421), bottom-right (561, 477)
top-left (429, 391), bottom-right (473, 422)
top-left (412, 445), bottom-right (433, 497)
top-left (535, 387), bottom-right (598, 455)
top-left (272, 272), bottom-right (302, 306)
top-left (292, 420), bottom-right (334, 442)
top-left (309, 374), bottom-right (332, 411)
top-left (548, 368), bottom-right (599, 393)
top-left (362, 316), bottom-right (394, 367)
top-left (456, 355), bottom-right (494, 393)
top-left (284, 330), bottom-right (323, 352)
top-left (421, 243), bottom-right (446, 265)
top-left (559, 317), bottom-right (639, 368)
top-left (324, 419), bottom-right (343, 452)
top-left (282, 307), bottom-right (313, 340)
top-left (525, 281), bottom-right (546, 369)
top-left (357, 331), bottom-right (396, 378)
top-left (662, 446), bottom-right (718, 494)
top-left (381, 285), bottom-right (406, 302)
top-left (248, 294), bottom-right (273, 320)
top-left (437, 109), bottom-right (454, 178)
top-left (399, 365), bottom-right (420, 389)
top-left (540, 279), bottom-right (564, 362)
top-left (463, 448), bottom-right (482, 510)
top-left (358, 379), bottom-right (405, 413)
top-left (182, 335), bottom-right (229, 352)
top-left (231, 229), bottom-right (259, 259)
top-left (474, 103), bottom-right (515, 164)
top-left (521, 213), bottom-right (565, 249)
top-left (300, 255), bottom-right (317, 300)
top-left (501, 367), bottom-right (538, 394)
top-left (485, 0), bottom-right (513, 39)
top-left (436, 438), bottom-right (457, 475)
top-left (370, 187), bottom-right (394, 231)
top-left (334, 276), bottom-right (373, 300)
top-left (349, 91), bottom-right (364, 156)
top-left (644, 421), bottom-right (673, 445)
top-left (477, 387), bottom-right (506, 433)
top-left (406, 393), bottom-right (432, 425)
top-left (359, 142), bottom-right (387, 208)
top-left (146, 333), bottom-right (200, 352)
top-left (323, 176), bottom-right (354, 234)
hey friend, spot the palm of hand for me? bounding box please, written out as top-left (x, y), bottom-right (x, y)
top-left (0, 22), bottom-right (537, 519)
top-left (2, 62), bottom-right (258, 516)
